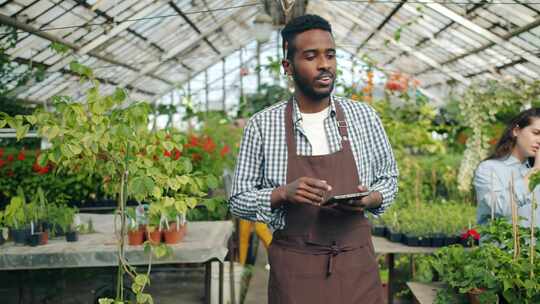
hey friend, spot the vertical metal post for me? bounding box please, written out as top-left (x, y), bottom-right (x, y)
top-left (205, 69), bottom-right (209, 113)
top-left (222, 58), bottom-right (226, 112)
top-left (256, 41), bottom-right (261, 92)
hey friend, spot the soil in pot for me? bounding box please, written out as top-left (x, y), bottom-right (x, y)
top-left (163, 222), bottom-right (187, 244)
top-left (128, 229), bottom-right (144, 246)
top-left (29, 233), bottom-right (42, 247)
top-left (147, 230), bottom-right (162, 245)
top-left (388, 231), bottom-right (403, 243)
top-left (66, 231), bottom-right (79, 242)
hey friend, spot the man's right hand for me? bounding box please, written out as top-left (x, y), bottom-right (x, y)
top-left (271, 177), bottom-right (332, 208)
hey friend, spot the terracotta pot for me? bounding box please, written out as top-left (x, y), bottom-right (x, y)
top-left (163, 222), bottom-right (187, 244)
top-left (128, 229), bottom-right (144, 246)
top-left (147, 230), bottom-right (162, 245)
top-left (467, 288), bottom-right (486, 304)
top-left (40, 231), bottom-right (49, 245)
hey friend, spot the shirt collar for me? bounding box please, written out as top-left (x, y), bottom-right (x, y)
top-left (502, 155), bottom-right (530, 167)
top-left (291, 95), bottom-right (337, 126)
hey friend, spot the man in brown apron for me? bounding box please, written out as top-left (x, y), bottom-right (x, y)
top-left (230, 14), bottom-right (398, 304)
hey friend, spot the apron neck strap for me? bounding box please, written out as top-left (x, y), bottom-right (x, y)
top-left (285, 96), bottom-right (350, 156)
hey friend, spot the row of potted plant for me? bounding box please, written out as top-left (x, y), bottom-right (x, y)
top-left (370, 202), bottom-right (478, 247)
top-left (125, 206), bottom-right (187, 246)
top-left (0, 186), bottom-right (83, 246)
top-left (429, 218), bottom-right (540, 303)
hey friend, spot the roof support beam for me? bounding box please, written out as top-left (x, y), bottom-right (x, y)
top-left (168, 1), bottom-right (220, 55)
top-left (120, 6), bottom-right (257, 87)
top-left (420, 1), bottom-right (540, 70)
top-left (356, 0), bottom-right (407, 52)
top-left (323, 2), bottom-right (470, 85)
top-left (415, 15), bottom-right (540, 76)
top-left (0, 11), bottom-right (174, 86)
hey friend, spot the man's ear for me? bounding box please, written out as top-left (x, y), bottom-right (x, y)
top-left (282, 59), bottom-right (291, 76)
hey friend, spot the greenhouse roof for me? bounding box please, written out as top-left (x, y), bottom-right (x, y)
top-left (1, 0), bottom-right (540, 106)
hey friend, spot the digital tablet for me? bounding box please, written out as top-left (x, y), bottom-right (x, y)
top-left (324, 191), bottom-right (372, 205)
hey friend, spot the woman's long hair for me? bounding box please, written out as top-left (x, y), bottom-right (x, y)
top-left (487, 108), bottom-right (540, 166)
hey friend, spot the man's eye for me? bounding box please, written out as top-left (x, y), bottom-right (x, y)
top-left (305, 56), bottom-right (315, 60)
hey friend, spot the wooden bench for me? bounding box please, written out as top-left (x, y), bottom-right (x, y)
top-left (407, 282), bottom-right (444, 304)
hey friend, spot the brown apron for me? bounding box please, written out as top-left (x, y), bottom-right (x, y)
top-left (268, 99), bottom-right (383, 304)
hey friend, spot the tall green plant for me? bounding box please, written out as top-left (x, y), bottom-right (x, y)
top-left (0, 61), bottom-right (214, 304)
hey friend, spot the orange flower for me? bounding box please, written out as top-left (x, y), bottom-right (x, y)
top-left (202, 137), bottom-right (216, 153)
top-left (220, 145), bottom-right (230, 157)
top-left (172, 148), bottom-right (182, 160)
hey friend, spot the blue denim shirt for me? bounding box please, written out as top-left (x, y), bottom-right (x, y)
top-left (474, 155), bottom-right (540, 227)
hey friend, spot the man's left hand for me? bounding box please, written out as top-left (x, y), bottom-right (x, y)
top-left (334, 185), bottom-right (382, 212)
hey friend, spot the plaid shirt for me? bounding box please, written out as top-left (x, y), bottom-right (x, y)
top-left (229, 95), bottom-right (398, 230)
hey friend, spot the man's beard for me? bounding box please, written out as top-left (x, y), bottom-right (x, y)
top-left (292, 69), bottom-right (335, 101)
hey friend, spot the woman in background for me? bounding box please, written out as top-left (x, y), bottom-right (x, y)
top-left (474, 108), bottom-right (540, 227)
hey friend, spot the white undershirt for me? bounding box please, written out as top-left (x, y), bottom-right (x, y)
top-left (299, 106), bottom-right (331, 156)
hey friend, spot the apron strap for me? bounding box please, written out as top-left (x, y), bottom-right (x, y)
top-left (285, 96), bottom-right (352, 156)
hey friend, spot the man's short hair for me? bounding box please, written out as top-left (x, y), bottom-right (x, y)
top-left (281, 14), bottom-right (333, 61)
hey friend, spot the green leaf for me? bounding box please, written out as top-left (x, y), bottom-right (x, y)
top-left (394, 27), bottom-right (402, 42)
top-left (98, 299), bottom-right (115, 304)
top-left (67, 143), bottom-right (82, 155)
top-left (15, 124), bottom-right (29, 140)
top-left (206, 175), bottom-right (218, 189)
top-left (186, 197), bottom-right (198, 208)
top-left (131, 176), bottom-right (155, 198)
top-left (25, 115), bottom-right (37, 125)
top-left (134, 274), bottom-right (149, 286)
top-left (38, 153), bottom-right (48, 167)
top-left (152, 186), bottom-right (162, 199)
top-left (163, 141), bottom-right (174, 151)
top-left (112, 88), bottom-right (127, 103)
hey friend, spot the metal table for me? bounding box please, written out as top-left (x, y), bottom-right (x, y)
top-left (372, 236), bottom-right (439, 304)
top-left (0, 214), bottom-right (234, 304)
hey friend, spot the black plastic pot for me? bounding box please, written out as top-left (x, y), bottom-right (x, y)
top-left (41, 221), bottom-right (51, 232)
top-left (419, 236), bottom-right (432, 247)
top-left (444, 235), bottom-right (460, 246)
top-left (372, 225), bottom-right (387, 237)
top-left (11, 228), bottom-right (30, 245)
top-left (405, 235), bottom-right (420, 246)
top-left (388, 231), bottom-right (403, 243)
top-left (29, 233), bottom-right (41, 247)
top-left (431, 234), bottom-right (445, 247)
top-left (66, 231), bottom-right (79, 242)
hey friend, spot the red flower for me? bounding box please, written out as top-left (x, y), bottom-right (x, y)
top-left (0, 159), bottom-right (5, 168)
top-left (33, 162), bottom-right (41, 172)
top-left (163, 150), bottom-right (172, 157)
top-left (172, 148), bottom-right (182, 160)
top-left (461, 228), bottom-right (480, 241)
top-left (220, 145), bottom-right (230, 157)
top-left (7, 154), bottom-right (14, 162)
top-left (17, 150), bottom-right (25, 161)
top-left (184, 135), bottom-right (199, 148)
top-left (0, 148), bottom-right (4, 158)
top-left (38, 166), bottom-right (50, 175)
top-left (202, 137), bottom-right (216, 153)
top-left (191, 153), bottom-right (202, 162)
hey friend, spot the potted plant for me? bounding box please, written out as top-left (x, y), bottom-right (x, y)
top-left (4, 188), bottom-right (29, 245)
top-left (126, 207), bottom-right (144, 246)
top-left (162, 205), bottom-right (187, 245)
top-left (146, 212), bottom-right (162, 245)
top-left (56, 206), bottom-right (78, 242)
top-left (387, 211), bottom-right (403, 243)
